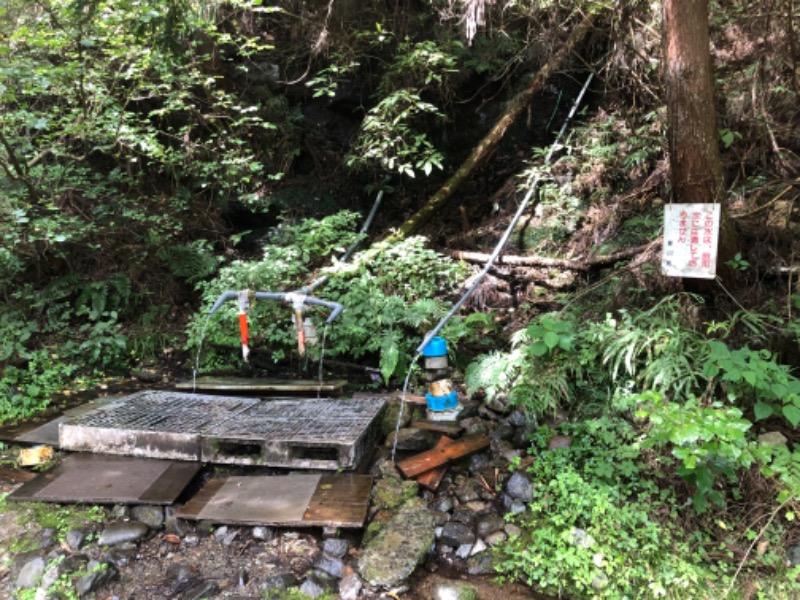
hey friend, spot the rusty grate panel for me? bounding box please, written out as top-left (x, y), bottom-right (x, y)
top-left (59, 390), bottom-right (385, 470)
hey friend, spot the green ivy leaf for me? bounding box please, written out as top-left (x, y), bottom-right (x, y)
top-left (543, 331), bottom-right (560, 350)
top-left (753, 401), bottom-right (774, 421)
top-left (782, 404), bottom-right (800, 428)
top-left (742, 371), bottom-right (757, 386)
top-left (694, 464), bottom-right (714, 493)
top-left (529, 341), bottom-right (549, 357)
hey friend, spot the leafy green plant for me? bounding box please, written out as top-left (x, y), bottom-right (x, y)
top-left (0, 0), bottom-right (302, 403)
top-left (495, 417), bottom-right (714, 598)
top-left (157, 240), bottom-right (221, 284)
top-left (187, 213), bottom-right (471, 383)
top-left (703, 341), bottom-right (800, 427)
top-left (0, 350), bottom-right (78, 425)
top-left (466, 312), bottom-right (605, 417)
top-left (635, 392), bottom-right (756, 512)
top-left (346, 89), bottom-right (445, 178)
top-left (322, 236), bottom-right (470, 382)
top-left (306, 57), bottom-right (362, 99)
top-left (586, 294), bottom-right (709, 398)
top-left (725, 252), bottom-right (750, 271)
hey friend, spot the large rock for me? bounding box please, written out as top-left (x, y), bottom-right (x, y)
top-left (371, 476), bottom-right (419, 510)
top-left (380, 400), bottom-right (413, 436)
top-left (505, 472), bottom-right (534, 502)
top-left (385, 427), bottom-right (436, 451)
top-left (97, 521), bottom-right (149, 546)
top-left (76, 560), bottom-right (118, 598)
top-left (358, 508), bottom-right (436, 587)
top-left (339, 568), bottom-right (364, 600)
top-left (439, 522), bottom-right (475, 548)
top-left (322, 537), bottom-right (350, 558)
top-left (787, 544), bottom-right (800, 567)
top-left (15, 556), bottom-right (45, 589)
top-left (475, 514), bottom-right (505, 539)
top-left (131, 505), bottom-right (164, 529)
top-left (299, 571), bottom-right (337, 598)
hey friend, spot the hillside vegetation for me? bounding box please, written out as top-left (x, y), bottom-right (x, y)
top-left (1, 0), bottom-right (799, 597)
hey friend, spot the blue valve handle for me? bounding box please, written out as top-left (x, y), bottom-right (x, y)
top-left (208, 290), bottom-right (344, 325)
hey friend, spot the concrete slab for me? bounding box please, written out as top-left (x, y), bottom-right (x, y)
top-left (8, 453), bottom-right (201, 504)
top-left (0, 396), bottom-right (118, 447)
top-left (176, 474), bottom-right (372, 528)
top-left (59, 391), bottom-right (386, 469)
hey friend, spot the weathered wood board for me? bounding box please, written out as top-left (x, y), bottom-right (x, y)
top-left (410, 420), bottom-right (463, 436)
top-left (414, 436), bottom-right (454, 491)
top-left (397, 433), bottom-right (490, 478)
top-left (175, 377), bottom-right (347, 395)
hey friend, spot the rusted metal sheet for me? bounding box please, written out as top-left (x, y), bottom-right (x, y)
top-left (7, 453), bottom-right (201, 504)
top-left (59, 391), bottom-right (385, 470)
top-left (174, 377), bottom-right (347, 395)
top-left (176, 474), bottom-right (373, 528)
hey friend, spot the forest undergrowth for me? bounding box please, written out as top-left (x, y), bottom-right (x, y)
top-left (1, 0), bottom-right (799, 598)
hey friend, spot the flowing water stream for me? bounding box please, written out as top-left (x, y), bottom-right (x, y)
top-left (192, 315), bottom-right (212, 393)
top-left (391, 352), bottom-right (422, 462)
top-left (317, 324), bottom-right (329, 398)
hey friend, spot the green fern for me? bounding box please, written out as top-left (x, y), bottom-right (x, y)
top-left (157, 241), bottom-right (218, 283)
top-left (589, 294), bottom-right (709, 398)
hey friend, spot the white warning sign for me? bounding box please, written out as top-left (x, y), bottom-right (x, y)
top-left (662, 203), bottom-right (721, 279)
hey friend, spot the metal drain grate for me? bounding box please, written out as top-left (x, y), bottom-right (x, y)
top-left (59, 390), bottom-right (385, 469)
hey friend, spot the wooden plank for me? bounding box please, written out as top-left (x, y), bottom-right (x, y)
top-left (397, 433), bottom-right (490, 478)
top-left (303, 474), bottom-right (373, 528)
top-left (411, 420), bottom-right (462, 436)
top-left (9, 454), bottom-right (200, 505)
top-left (175, 377), bottom-right (347, 393)
top-left (402, 394), bottom-right (428, 405)
top-left (414, 436), bottom-right (453, 491)
top-left (140, 461), bottom-right (205, 503)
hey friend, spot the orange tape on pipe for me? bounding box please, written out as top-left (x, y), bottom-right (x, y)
top-left (238, 313), bottom-right (249, 346)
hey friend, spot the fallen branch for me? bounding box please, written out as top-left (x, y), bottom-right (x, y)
top-left (451, 238), bottom-right (661, 271)
top-left (386, 8), bottom-right (604, 241)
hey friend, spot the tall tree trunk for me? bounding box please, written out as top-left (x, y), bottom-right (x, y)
top-left (663, 0), bottom-right (737, 279)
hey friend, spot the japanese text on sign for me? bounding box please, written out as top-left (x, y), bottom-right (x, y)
top-left (662, 203), bottom-right (720, 279)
